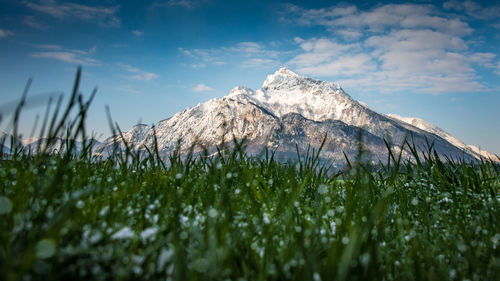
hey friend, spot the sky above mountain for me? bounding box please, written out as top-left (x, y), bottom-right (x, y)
top-left (0, 0), bottom-right (499, 154)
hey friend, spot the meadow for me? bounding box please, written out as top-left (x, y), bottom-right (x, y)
top-left (0, 70), bottom-right (499, 280)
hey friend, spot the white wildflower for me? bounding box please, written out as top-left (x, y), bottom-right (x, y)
top-left (111, 227), bottom-right (135, 240)
top-left (318, 184), bottom-right (328, 195)
top-left (208, 208), bottom-right (218, 218)
top-left (140, 227), bottom-right (159, 241)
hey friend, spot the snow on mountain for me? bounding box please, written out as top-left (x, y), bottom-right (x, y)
top-left (387, 114), bottom-right (497, 161)
top-left (467, 145), bottom-right (497, 160)
top-left (97, 68), bottom-right (483, 165)
top-left (0, 131), bottom-right (101, 155)
top-left (387, 114), bottom-right (466, 149)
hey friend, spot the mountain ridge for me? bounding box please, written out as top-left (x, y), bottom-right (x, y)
top-left (95, 68), bottom-right (495, 165)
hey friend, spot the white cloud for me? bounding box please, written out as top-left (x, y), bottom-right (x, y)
top-left (25, 1), bottom-right (120, 27)
top-left (190, 63), bottom-right (206, 68)
top-left (34, 44), bottom-right (62, 50)
top-left (154, 0), bottom-right (207, 9)
top-left (284, 3), bottom-right (473, 37)
top-left (468, 53), bottom-right (497, 68)
top-left (233, 42), bottom-right (262, 54)
top-left (285, 3), bottom-right (496, 94)
top-left (337, 29), bottom-right (362, 40)
top-left (193, 84), bottom-right (214, 92)
top-left (31, 51), bottom-right (99, 66)
top-left (241, 58), bottom-right (275, 68)
top-left (178, 41), bottom-right (284, 68)
top-left (23, 16), bottom-right (48, 30)
top-left (30, 44), bottom-right (100, 65)
top-left (132, 30), bottom-right (144, 37)
top-left (178, 47), bottom-right (194, 57)
top-left (290, 38), bottom-right (375, 77)
top-left (293, 37), bottom-right (304, 43)
top-left (118, 63), bottom-right (159, 81)
top-left (0, 29), bottom-right (13, 38)
top-left (444, 0), bottom-right (500, 20)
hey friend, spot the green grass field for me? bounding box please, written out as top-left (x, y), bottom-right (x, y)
top-left (0, 70), bottom-right (499, 280)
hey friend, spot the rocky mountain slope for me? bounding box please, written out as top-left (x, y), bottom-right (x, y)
top-left (96, 68), bottom-right (492, 165)
top-left (387, 114), bottom-right (497, 160)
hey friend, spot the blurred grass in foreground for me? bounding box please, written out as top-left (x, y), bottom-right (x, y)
top-left (0, 68), bottom-right (499, 281)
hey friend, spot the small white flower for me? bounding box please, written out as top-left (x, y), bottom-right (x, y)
top-left (76, 200), bottom-right (85, 209)
top-left (175, 173), bottom-right (183, 180)
top-left (208, 208), bottom-right (218, 218)
top-left (112, 227), bottom-right (135, 240)
top-left (157, 248), bottom-right (174, 271)
top-left (318, 184), bottom-right (328, 195)
top-left (360, 253), bottom-right (370, 267)
top-left (449, 269), bottom-right (456, 279)
top-left (99, 206), bottom-right (109, 216)
top-left (35, 239), bottom-right (56, 259)
top-left (263, 213), bottom-right (271, 224)
top-left (140, 227), bottom-right (159, 241)
top-left (342, 236), bottom-right (349, 245)
top-left (411, 197), bottom-right (419, 206)
top-left (327, 209), bottom-right (335, 217)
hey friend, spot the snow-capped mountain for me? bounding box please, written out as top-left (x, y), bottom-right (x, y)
top-left (96, 68), bottom-right (490, 165)
top-left (387, 114), bottom-right (497, 161)
top-left (0, 131), bottom-right (101, 155)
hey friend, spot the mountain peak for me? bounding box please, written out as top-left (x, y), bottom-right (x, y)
top-left (275, 67), bottom-right (300, 77)
top-left (98, 69), bottom-right (484, 164)
top-left (229, 86), bottom-right (254, 97)
top-left (262, 67), bottom-right (302, 89)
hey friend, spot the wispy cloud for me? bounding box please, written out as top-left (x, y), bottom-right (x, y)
top-left (242, 58), bottom-right (276, 68)
top-left (178, 41), bottom-right (284, 69)
top-left (0, 29), bottom-right (13, 38)
top-left (193, 84), bottom-right (214, 92)
top-left (131, 30), bottom-right (144, 37)
top-left (23, 16), bottom-right (48, 30)
top-left (283, 3), bottom-right (497, 94)
top-left (283, 3), bottom-right (473, 37)
top-left (443, 0), bottom-right (500, 20)
top-left (190, 63), bottom-right (206, 69)
top-left (30, 44), bottom-right (99, 65)
top-left (34, 44), bottom-right (62, 50)
top-left (153, 0), bottom-right (207, 9)
top-left (118, 63), bottom-right (159, 81)
top-left (31, 51), bottom-right (99, 66)
top-left (24, 0), bottom-right (120, 27)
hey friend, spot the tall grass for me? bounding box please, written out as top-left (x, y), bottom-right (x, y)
top-left (0, 69), bottom-right (498, 281)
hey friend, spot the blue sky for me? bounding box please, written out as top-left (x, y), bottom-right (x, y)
top-left (0, 0), bottom-right (499, 154)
